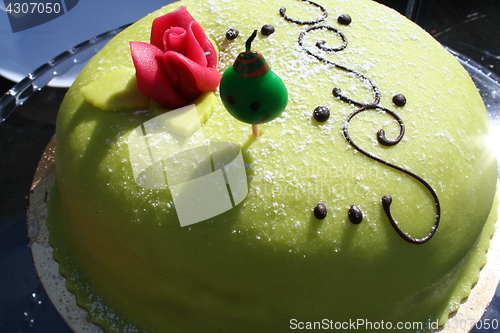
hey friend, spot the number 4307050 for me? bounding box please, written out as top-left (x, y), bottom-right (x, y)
top-left (6, 2), bottom-right (62, 14)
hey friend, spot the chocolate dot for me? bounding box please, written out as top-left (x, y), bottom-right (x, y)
top-left (313, 106), bottom-right (330, 122)
top-left (332, 87), bottom-right (342, 97)
top-left (392, 94), bottom-right (407, 107)
top-left (314, 203), bottom-right (327, 220)
top-left (348, 205), bottom-right (363, 224)
top-left (227, 95), bottom-right (235, 105)
top-left (261, 24), bottom-right (275, 36)
top-left (226, 28), bottom-right (239, 40)
top-left (250, 102), bottom-right (261, 111)
top-left (337, 14), bottom-right (352, 25)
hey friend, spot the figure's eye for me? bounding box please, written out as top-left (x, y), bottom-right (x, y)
top-left (250, 102), bottom-right (261, 111)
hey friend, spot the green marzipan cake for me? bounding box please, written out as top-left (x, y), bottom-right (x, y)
top-left (47, 0), bottom-right (498, 331)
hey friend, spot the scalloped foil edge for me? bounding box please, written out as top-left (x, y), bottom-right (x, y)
top-left (27, 136), bottom-right (500, 333)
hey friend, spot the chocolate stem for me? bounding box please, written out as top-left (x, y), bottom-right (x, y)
top-left (246, 30), bottom-right (258, 52)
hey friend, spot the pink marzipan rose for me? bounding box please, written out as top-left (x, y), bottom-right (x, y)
top-left (130, 7), bottom-right (220, 109)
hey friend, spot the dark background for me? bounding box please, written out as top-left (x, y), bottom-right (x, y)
top-left (1, 0), bottom-right (499, 331)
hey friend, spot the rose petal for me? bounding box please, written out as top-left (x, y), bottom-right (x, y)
top-left (162, 52), bottom-right (200, 101)
top-left (184, 21), bottom-right (208, 67)
top-left (129, 41), bottom-right (188, 109)
top-left (163, 51), bottom-right (221, 101)
top-left (163, 27), bottom-right (187, 55)
top-left (163, 21), bottom-right (207, 67)
top-left (188, 21), bottom-right (218, 68)
top-left (151, 7), bottom-right (195, 50)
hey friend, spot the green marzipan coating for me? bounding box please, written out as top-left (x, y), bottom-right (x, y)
top-left (47, 0), bottom-right (498, 332)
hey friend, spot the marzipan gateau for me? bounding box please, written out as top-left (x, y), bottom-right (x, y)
top-left (45, 0), bottom-right (498, 331)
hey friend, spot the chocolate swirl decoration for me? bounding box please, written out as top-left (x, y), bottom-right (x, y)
top-left (298, 25), bottom-right (381, 107)
top-left (280, 0), bottom-right (441, 244)
top-left (280, 0), bottom-right (328, 25)
top-left (343, 105), bottom-right (441, 244)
